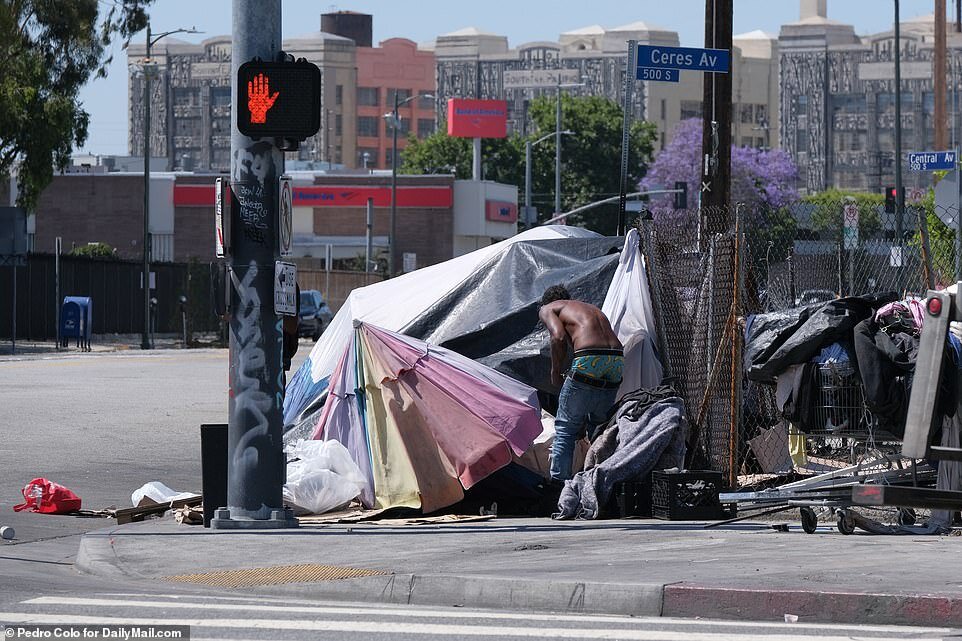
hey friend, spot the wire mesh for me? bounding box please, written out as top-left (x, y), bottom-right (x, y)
top-left (640, 197), bottom-right (960, 490)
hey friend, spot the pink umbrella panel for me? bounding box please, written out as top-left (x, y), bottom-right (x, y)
top-left (311, 322), bottom-right (543, 514)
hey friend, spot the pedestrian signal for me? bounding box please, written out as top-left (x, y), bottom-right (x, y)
top-left (237, 59), bottom-right (321, 140)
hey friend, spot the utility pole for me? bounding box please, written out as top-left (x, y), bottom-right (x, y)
top-left (555, 85), bottom-right (562, 218)
top-left (895, 0), bottom-right (905, 243)
top-left (142, 23), bottom-right (153, 351)
top-left (936, 0), bottom-right (948, 150)
top-left (211, 0), bottom-right (295, 529)
top-left (700, 0), bottom-right (734, 231)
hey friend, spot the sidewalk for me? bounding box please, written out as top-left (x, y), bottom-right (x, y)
top-left (75, 515), bottom-right (962, 626)
top-left (0, 333), bottom-right (224, 359)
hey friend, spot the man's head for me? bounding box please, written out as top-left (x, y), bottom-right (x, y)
top-left (541, 284), bottom-right (571, 307)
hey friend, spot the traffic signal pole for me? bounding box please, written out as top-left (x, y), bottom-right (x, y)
top-left (212, 0), bottom-right (295, 529)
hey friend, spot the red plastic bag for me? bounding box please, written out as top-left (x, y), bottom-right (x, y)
top-left (13, 478), bottom-right (82, 514)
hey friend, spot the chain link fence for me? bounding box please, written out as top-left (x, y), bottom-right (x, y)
top-left (640, 198), bottom-right (959, 488)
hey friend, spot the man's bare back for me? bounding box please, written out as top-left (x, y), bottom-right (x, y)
top-left (540, 300), bottom-right (621, 386)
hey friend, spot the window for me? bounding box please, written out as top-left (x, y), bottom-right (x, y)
top-left (680, 100), bottom-right (702, 120)
top-left (358, 87), bottom-right (379, 106)
top-left (394, 117), bottom-right (409, 135)
top-left (173, 87), bottom-right (200, 106)
top-left (740, 104), bottom-right (753, 124)
top-left (418, 93), bottom-right (435, 109)
top-left (358, 147), bottom-right (378, 167)
top-left (387, 88), bottom-right (412, 106)
top-left (385, 147), bottom-right (398, 167)
top-left (335, 114), bottom-right (342, 136)
top-left (417, 118), bottom-right (435, 138)
top-left (357, 116), bottom-right (379, 138)
top-left (335, 85), bottom-right (343, 106)
top-left (210, 87), bottom-right (231, 107)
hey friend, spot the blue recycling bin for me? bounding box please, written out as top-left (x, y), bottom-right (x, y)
top-left (61, 296), bottom-right (92, 351)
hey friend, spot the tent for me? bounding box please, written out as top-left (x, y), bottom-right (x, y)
top-left (313, 321), bottom-right (543, 513)
top-left (285, 225), bottom-right (619, 431)
top-left (284, 225), bottom-right (664, 445)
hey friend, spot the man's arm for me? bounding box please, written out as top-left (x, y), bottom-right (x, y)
top-left (539, 304), bottom-right (568, 387)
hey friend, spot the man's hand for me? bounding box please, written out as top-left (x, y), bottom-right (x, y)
top-left (248, 73), bottom-right (279, 123)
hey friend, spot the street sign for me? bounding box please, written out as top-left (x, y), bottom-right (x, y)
top-left (214, 177), bottom-right (230, 258)
top-left (237, 59), bottom-right (321, 140)
top-left (636, 67), bottom-right (679, 83)
top-left (636, 45), bottom-right (730, 73)
top-left (843, 202), bottom-right (858, 250)
top-left (504, 69), bottom-right (580, 89)
top-left (278, 175), bottom-right (293, 257)
top-left (908, 150), bottom-right (956, 171)
top-left (625, 201), bottom-right (646, 212)
top-left (274, 261), bottom-right (297, 316)
top-left (908, 187), bottom-right (925, 204)
top-left (402, 252), bottom-right (417, 273)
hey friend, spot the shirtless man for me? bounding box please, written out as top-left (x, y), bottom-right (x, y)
top-left (539, 285), bottom-right (623, 481)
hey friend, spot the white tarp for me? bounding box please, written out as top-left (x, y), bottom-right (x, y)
top-left (306, 225), bottom-right (601, 386)
top-left (601, 228), bottom-right (663, 396)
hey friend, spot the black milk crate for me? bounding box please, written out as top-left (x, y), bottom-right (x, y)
top-left (651, 470), bottom-right (731, 520)
top-left (607, 477), bottom-right (652, 518)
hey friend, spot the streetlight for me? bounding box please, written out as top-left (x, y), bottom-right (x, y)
top-left (384, 91), bottom-right (434, 277)
top-left (555, 82), bottom-right (584, 217)
top-left (525, 130), bottom-right (574, 226)
top-left (140, 22), bottom-right (202, 350)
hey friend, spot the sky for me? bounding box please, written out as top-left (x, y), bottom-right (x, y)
top-left (78, 0), bottom-right (941, 156)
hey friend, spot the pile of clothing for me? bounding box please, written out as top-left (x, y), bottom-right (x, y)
top-left (554, 385), bottom-right (687, 520)
top-left (745, 293), bottom-right (958, 438)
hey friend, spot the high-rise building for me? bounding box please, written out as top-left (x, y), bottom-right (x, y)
top-left (779, 0), bottom-right (961, 193)
top-left (127, 12), bottom-right (438, 173)
top-left (128, 24), bottom-right (357, 172)
top-left (430, 22), bottom-right (779, 153)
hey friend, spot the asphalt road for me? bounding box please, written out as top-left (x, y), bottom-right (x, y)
top-left (0, 343), bottom-right (312, 544)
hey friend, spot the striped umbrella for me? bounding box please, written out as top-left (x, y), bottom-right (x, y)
top-left (312, 321), bottom-right (542, 513)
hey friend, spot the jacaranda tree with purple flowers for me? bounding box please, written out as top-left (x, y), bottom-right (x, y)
top-left (641, 118), bottom-right (800, 210)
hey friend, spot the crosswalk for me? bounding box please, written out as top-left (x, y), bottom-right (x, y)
top-left (0, 594), bottom-right (954, 641)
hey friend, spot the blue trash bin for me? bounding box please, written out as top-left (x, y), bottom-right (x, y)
top-left (61, 296), bottom-right (92, 351)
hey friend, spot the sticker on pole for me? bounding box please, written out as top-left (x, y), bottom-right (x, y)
top-left (278, 175), bottom-right (293, 257)
top-left (274, 261), bottom-right (297, 316)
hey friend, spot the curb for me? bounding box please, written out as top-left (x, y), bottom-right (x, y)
top-left (75, 530), bottom-right (664, 616)
top-left (76, 531), bottom-right (962, 625)
top-left (662, 584), bottom-right (962, 627)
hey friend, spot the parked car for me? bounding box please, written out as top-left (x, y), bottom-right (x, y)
top-left (795, 289), bottom-right (837, 307)
top-left (298, 289), bottom-right (334, 341)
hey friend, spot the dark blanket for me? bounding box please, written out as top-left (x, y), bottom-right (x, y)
top-left (853, 318), bottom-right (957, 438)
top-left (745, 293), bottom-right (896, 383)
top-left (554, 387), bottom-right (687, 520)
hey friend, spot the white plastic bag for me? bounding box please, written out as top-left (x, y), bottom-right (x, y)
top-left (283, 439), bottom-right (368, 515)
top-left (131, 481), bottom-right (198, 507)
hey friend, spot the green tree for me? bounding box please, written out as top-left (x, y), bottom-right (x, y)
top-left (400, 131), bottom-right (524, 187)
top-left (804, 189), bottom-right (883, 239)
top-left (0, 0), bottom-right (152, 211)
top-left (401, 94), bottom-right (657, 235)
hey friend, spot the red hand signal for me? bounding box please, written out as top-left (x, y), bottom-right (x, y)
top-left (247, 73), bottom-right (279, 124)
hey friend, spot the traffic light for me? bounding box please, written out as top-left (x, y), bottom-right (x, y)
top-left (673, 181), bottom-right (688, 210)
top-left (884, 186), bottom-right (897, 214)
top-left (237, 59), bottom-right (321, 140)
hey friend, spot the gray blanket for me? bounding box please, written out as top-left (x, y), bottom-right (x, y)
top-left (554, 396), bottom-right (687, 520)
